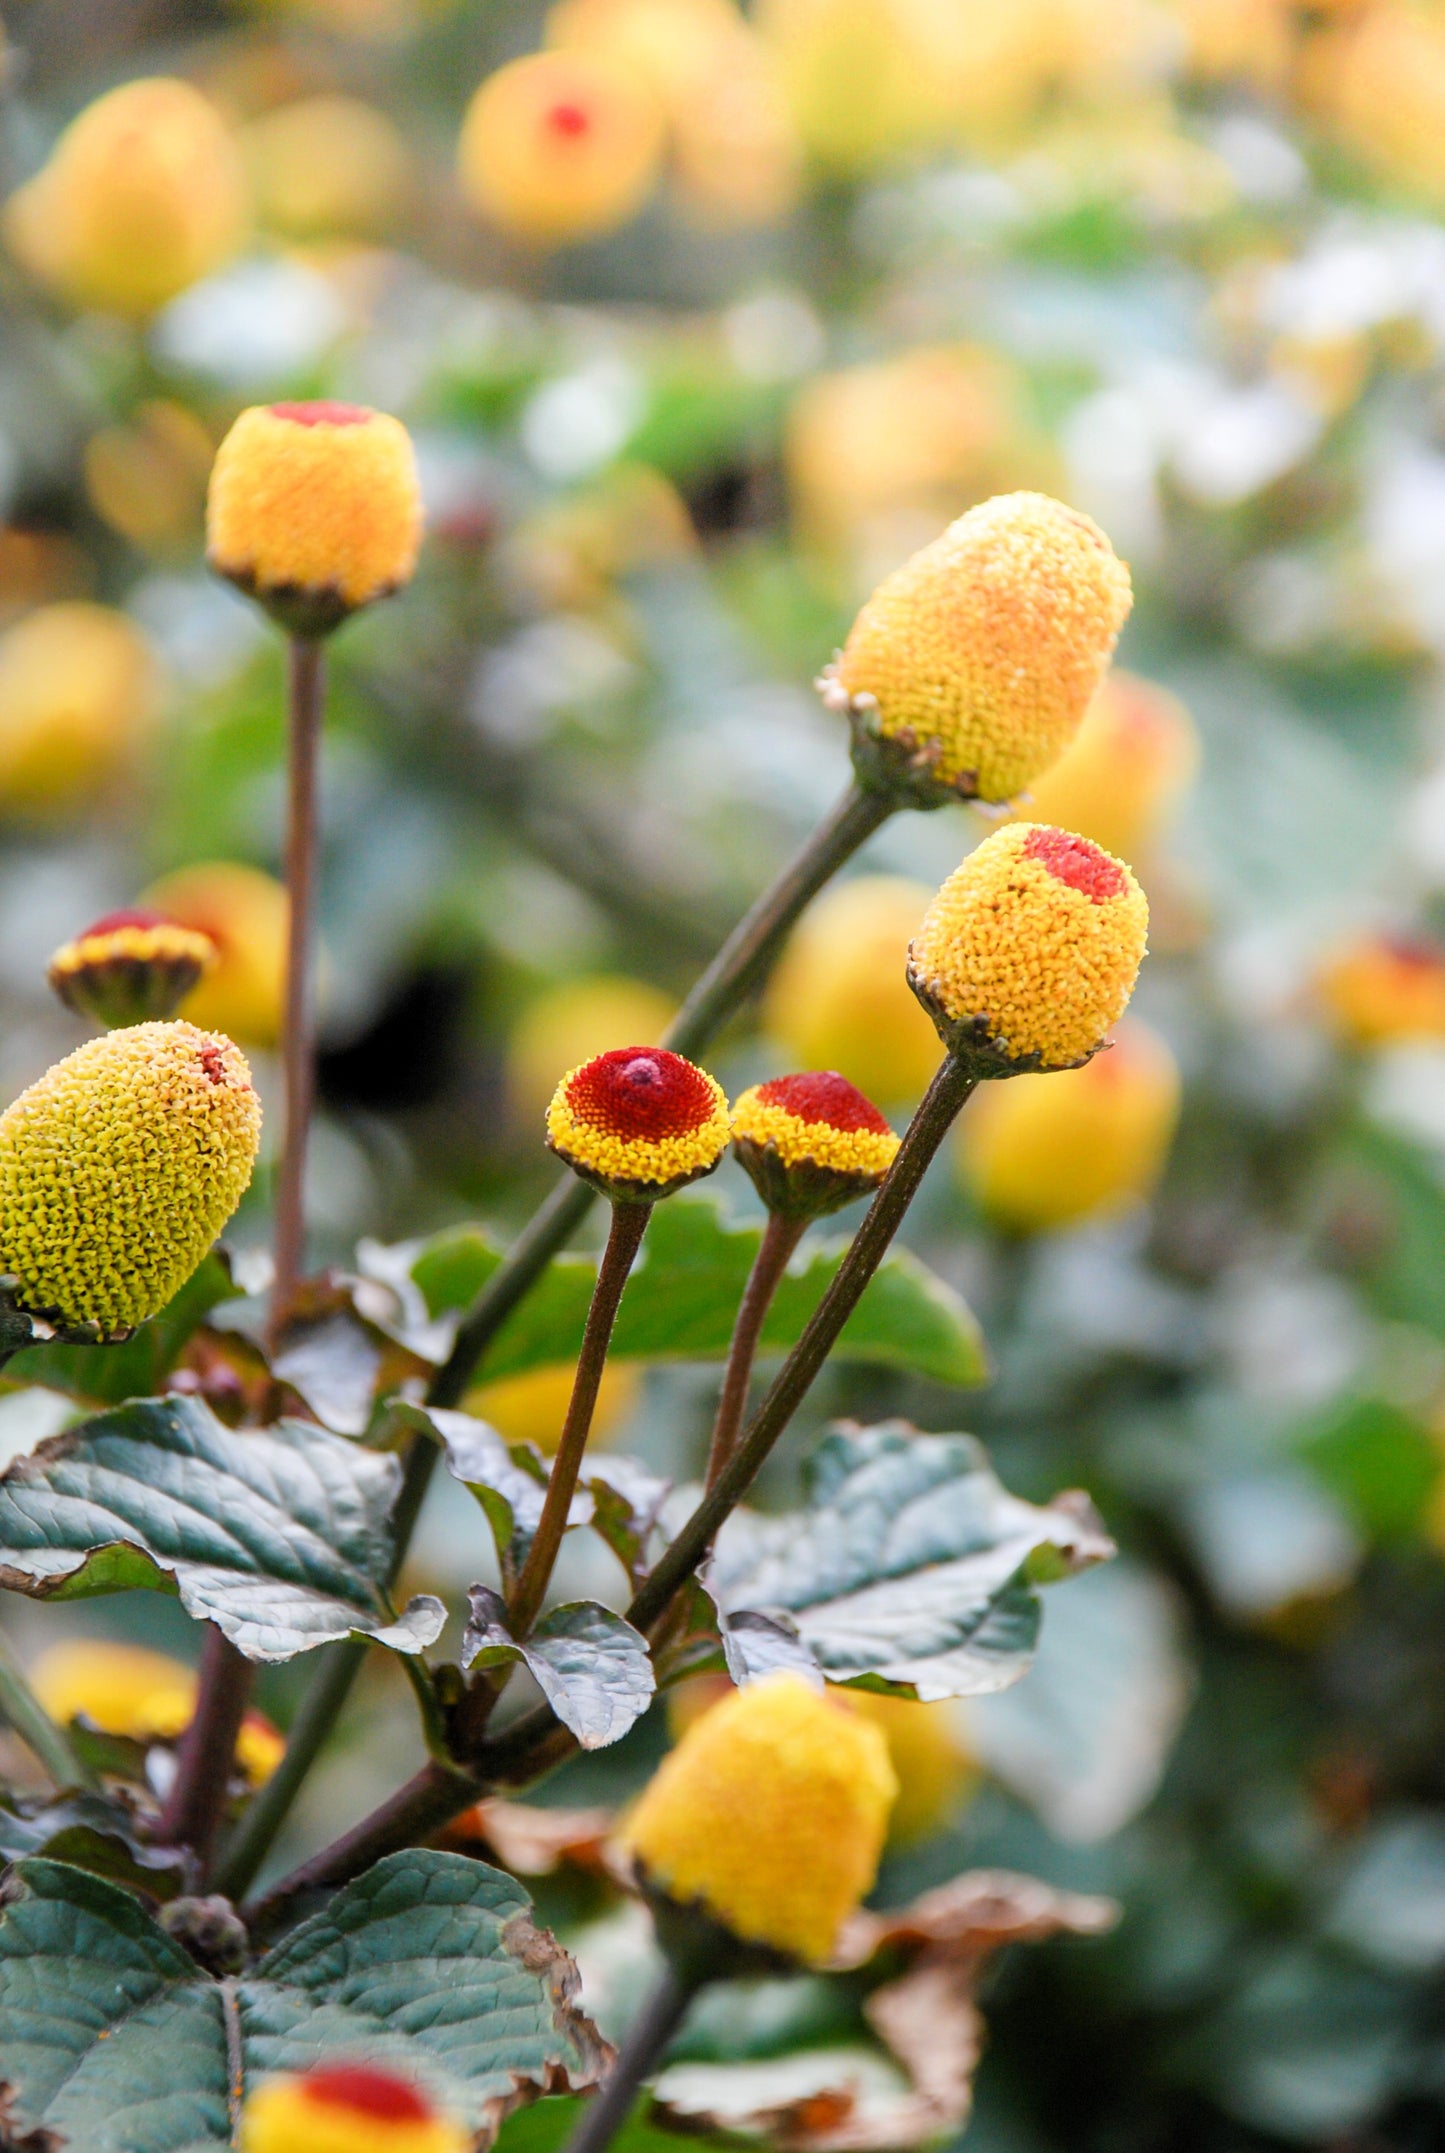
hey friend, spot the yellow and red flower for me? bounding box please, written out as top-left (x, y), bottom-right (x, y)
top-left (546, 1045), bottom-right (729, 1200)
top-left (731, 1070), bottom-right (899, 1217)
top-left (1315, 929), bottom-right (1445, 1048)
top-left (458, 49), bottom-right (665, 246)
top-left (240, 2063), bottom-right (466, 2153)
top-left (47, 908), bottom-right (217, 1029)
top-left (139, 862), bottom-right (289, 1051)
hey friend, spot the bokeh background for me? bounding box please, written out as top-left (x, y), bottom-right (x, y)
top-left (4, 0), bottom-right (1445, 2145)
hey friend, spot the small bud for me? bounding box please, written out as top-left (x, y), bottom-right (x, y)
top-left (1020, 670), bottom-right (1199, 864)
top-left (458, 50), bottom-right (665, 246)
top-left (30, 1641), bottom-right (283, 1785)
top-left (207, 401), bottom-right (423, 637)
top-left (909, 823), bottom-right (1149, 1074)
top-left (1316, 929), bottom-right (1445, 1048)
top-left (622, 1673), bottom-right (897, 1967)
top-left (47, 909), bottom-right (217, 1029)
top-left (764, 876), bottom-right (944, 1105)
top-left (240, 2064), bottom-right (467, 2153)
top-left (826, 491), bottom-right (1132, 808)
top-left (731, 1071), bottom-right (899, 1219)
top-left (0, 1021), bottom-right (261, 1338)
top-left (546, 1045), bottom-right (730, 1202)
top-left (140, 862), bottom-right (289, 1049)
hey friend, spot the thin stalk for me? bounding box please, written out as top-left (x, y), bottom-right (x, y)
top-left (0, 1625), bottom-right (96, 1791)
top-left (157, 1624), bottom-right (254, 1871)
top-left (564, 1962), bottom-right (699, 2153)
top-left (213, 1634), bottom-right (362, 1901)
top-left (270, 634), bottom-right (326, 1339)
top-left (245, 1756), bottom-right (478, 1933)
top-left (704, 1212), bottom-right (806, 1490)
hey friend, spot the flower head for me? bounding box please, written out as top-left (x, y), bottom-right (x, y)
top-left (623, 1672), bottom-right (897, 1966)
top-left (731, 1071), bottom-right (899, 1218)
top-left (141, 862), bottom-right (289, 1049)
top-left (458, 50), bottom-right (665, 245)
top-left (764, 876), bottom-right (943, 1105)
top-left (1021, 670), bottom-right (1199, 863)
top-left (207, 401), bottom-right (423, 635)
top-left (547, 1046), bottom-right (729, 1201)
top-left (240, 2064), bottom-right (467, 2153)
top-left (48, 908), bottom-right (218, 1029)
top-left (838, 1687), bottom-right (980, 1847)
top-left (468, 1359), bottom-right (640, 1452)
top-left (1316, 930), bottom-right (1445, 1048)
top-left (829, 491), bottom-right (1132, 806)
top-left (909, 823), bottom-right (1149, 1073)
top-left (0, 602), bottom-right (161, 820)
top-left (30, 1640), bottom-right (282, 1785)
top-left (0, 1021), bottom-right (261, 1337)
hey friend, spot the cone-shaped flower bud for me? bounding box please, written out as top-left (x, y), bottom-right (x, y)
top-left (1316, 929), bottom-right (1445, 1048)
top-left (623, 1673), bottom-right (897, 1967)
top-left (47, 908), bottom-right (218, 1028)
top-left (910, 823), bottom-right (1148, 1074)
top-left (207, 401), bottom-right (423, 636)
top-left (240, 2064), bottom-right (467, 2153)
top-left (458, 49), bottom-right (665, 246)
top-left (0, 1021), bottom-right (261, 1338)
top-left (731, 1070), bottom-right (899, 1219)
top-left (547, 1045), bottom-right (729, 1201)
top-left (31, 1640), bottom-right (283, 1785)
top-left (827, 491), bottom-right (1132, 807)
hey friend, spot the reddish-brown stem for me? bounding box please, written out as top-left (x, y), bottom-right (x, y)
top-left (245, 1757), bottom-right (477, 1935)
top-left (157, 1624), bottom-right (254, 1874)
top-left (704, 1211), bottom-right (806, 1491)
top-left (270, 633), bottom-right (325, 1341)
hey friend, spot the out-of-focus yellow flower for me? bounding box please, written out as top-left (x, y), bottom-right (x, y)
top-left (547, 1047), bottom-right (730, 1200)
top-left (910, 824), bottom-right (1150, 1073)
top-left (764, 877), bottom-right (943, 1106)
top-left (0, 1022), bottom-right (261, 1337)
top-left (731, 1071), bottom-right (899, 1218)
top-left (4, 78), bottom-right (248, 318)
top-left (241, 96), bottom-right (411, 242)
top-left (30, 1641), bottom-right (283, 1785)
top-left (458, 49), bottom-right (665, 246)
top-left (85, 401), bottom-right (215, 557)
top-left (757, 0), bottom-right (967, 171)
top-left (0, 603), bottom-right (162, 820)
top-left (140, 863), bottom-right (289, 1050)
top-left (508, 973), bottom-right (678, 1124)
top-left (240, 2065), bottom-right (467, 2153)
top-left (1165, 0), bottom-right (1295, 90)
top-left (624, 1673), bottom-right (896, 1964)
top-left (1312, 5), bottom-right (1445, 202)
top-left (833, 492), bottom-right (1133, 805)
top-left (467, 1359), bottom-right (641, 1452)
top-left (1020, 671), bottom-right (1199, 864)
top-left (1316, 929), bottom-right (1445, 1047)
top-left (957, 1016), bottom-right (1181, 1231)
top-left (47, 909), bottom-right (218, 1030)
top-left (838, 1688), bottom-right (980, 1846)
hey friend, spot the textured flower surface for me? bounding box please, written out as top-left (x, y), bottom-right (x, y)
top-left (47, 908), bottom-right (217, 1028)
top-left (731, 1070), bottom-right (899, 1216)
top-left (240, 2064), bottom-right (467, 2153)
top-left (31, 1640), bottom-right (283, 1785)
top-left (0, 1020), bottom-right (261, 1335)
top-left (833, 490), bottom-right (1132, 802)
top-left (910, 822), bottom-right (1149, 1071)
top-left (622, 1672), bottom-right (897, 1965)
top-left (458, 49), bottom-right (665, 244)
top-left (547, 1045), bottom-right (729, 1197)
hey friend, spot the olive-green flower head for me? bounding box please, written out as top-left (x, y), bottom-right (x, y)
top-left (0, 1021), bottom-right (261, 1338)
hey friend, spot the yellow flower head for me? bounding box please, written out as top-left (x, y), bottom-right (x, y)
top-left (29, 1641), bottom-right (283, 1786)
top-left (837, 1688), bottom-right (980, 1847)
top-left (467, 1358), bottom-right (640, 1452)
top-left (547, 1046), bottom-right (729, 1201)
top-left (764, 876), bottom-right (943, 1106)
top-left (207, 401), bottom-right (423, 636)
top-left (458, 49), bottom-right (665, 246)
top-left (0, 1021), bottom-right (261, 1337)
top-left (731, 1071), bottom-right (899, 1218)
top-left (830, 491), bottom-right (1133, 805)
top-left (507, 973), bottom-right (677, 1124)
top-left (957, 1016), bottom-right (1181, 1231)
top-left (909, 823), bottom-right (1149, 1072)
top-left (241, 95), bottom-right (412, 243)
top-left (624, 1673), bottom-right (897, 1965)
top-left (47, 908), bottom-right (218, 1030)
top-left (0, 603), bottom-right (162, 820)
top-left (4, 77), bottom-right (248, 318)
top-left (140, 862), bottom-right (289, 1051)
top-left (1316, 929), bottom-right (1445, 1048)
top-left (240, 2065), bottom-right (467, 2153)
top-left (1021, 670), bottom-right (1199, 863)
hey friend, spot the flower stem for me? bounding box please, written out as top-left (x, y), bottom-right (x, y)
top-left (704, 1211), bottom-right (806, 1491)
top-left (270, 632), bottom-right (326, 1341)
top-left (245, 1756), bottom-right (478, 1934)
top-left (213, 1631), bottom-right (359, 1901)
top-left (564, 1961), bottom-right (699, 2153)
top-left (0, 1623), bottom-right (96, 1791)
top-left (157, 1623), bottom-right (254, 1872)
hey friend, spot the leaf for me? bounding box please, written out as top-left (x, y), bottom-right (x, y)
top-left (0, 1395), bottom-right (445, 1663)
top-left (259, 1278), bottom-right (433, 1437)
top-left (413, 1406), bottom-right (591, 1587)
top-left (708, 1421), bottom-right (1114, 1701)
top-left (405, 1193), bottom-right (987, 1391)
top-left (6, 1255), bottom-right (237, 1406)
top-left (463, 1586), bottom-right (655, 1749)
top-left (0, 1793), bottom-right (188, 1900)
top-left (0, 1851), bottom-right (608, 2151)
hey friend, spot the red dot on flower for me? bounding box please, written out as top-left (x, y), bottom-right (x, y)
top-left (756, 1072), bottom-right (891, 1136)
top-left (566, 1047), bottom-right (716, 1141)
top-left (1024, 826), bottom-right (1127, 903)
top-left (299, 2065), bottom-right (434, 2122)
top-left (269, 401), bottom-right (372, 428)
top-left (81, 908), bottom-right (171, 936)
top-left (1381, 932), bottom-right (1445, 972)
top-left (545, 99), bottom-right (592, 138)
top-left (196, 1043), bottom-right (229, 1086)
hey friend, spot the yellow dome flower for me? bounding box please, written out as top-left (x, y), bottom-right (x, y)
top-left (241, 96), bottom-right (411, 242)
top-left (547, 1046), bottom-right (730, 1200)
top-left (508, 974), bottom-right (677, 1125)
top-left (831, 492), bottom-right (1133, 806)
top-left (47, 908), bottom-right (218, 1030)
top-left (0, 1021), bottom-right (261, 1338)
top-left (1314, 5), bottom-right (1445, 204)
top-left (240, 2065), bottom-right (467, 2153)
top-left (623, 1673), bottom-right (896, 1965)
top-left (837, 1688), bottom-right (980, 1847)
top-left (731, 1071), bottom-right (899, 1217)
top-left (4, 77), bottom-right (248, 318)
top-left (467, 1358), bottom-right (640, 1451)
top-left (85, 399), bottom-right (215, 557)
top-left (458, 50), bottom-right (665, 246)
top-left (957, 1016), bottom-right (1181, 1231)
top-left (141, 863), bottom-right (289, 1050)
top-left (1316, 930), bottom-right (1445, 1048)
top-left (1020, 671), bottom-right (1198, 864)
top-left (764, 877), bottom-right (943, 1106)
top-left (207, 401), bottom-right (423, 636)
top-left (29, 1640), bottom-right (283, 1786)
top-left (1168, 0), bottom-right (1294, 91)
top-left (909, 823), bottom-right (1149, 1072)
top-left (0, 603), bottom-right (162, 820)
top-left (757, 0), bottom-right (965, 173)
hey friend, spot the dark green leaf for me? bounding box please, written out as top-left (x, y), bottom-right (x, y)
top-left (1295, 1395), bottom-right (1441, 1538)
top-left (463, 1586), bottom-right (655, 1748)
top-left (0, 1793), bottom-right (188, 1900)
top-left (5, 1255), bottom-right (237, 1406)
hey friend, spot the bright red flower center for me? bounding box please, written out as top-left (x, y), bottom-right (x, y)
top-left (1024, 826), bottom-right (1127, 903)
top-left (197, 1043), bottom-right (228, 1086)
top-left (82, 908), bottom-right (170, 936)
top-left (756, 1071), bottom-right (890, 1135)
top-left (299, 2064), bottom-right (434, 2122)
top-left (565, 1047), bottom-right (715, 1140)
top-left (269, 401), bottom-right (372, 428)
top-left (546, 100), bottom-right (592, 138)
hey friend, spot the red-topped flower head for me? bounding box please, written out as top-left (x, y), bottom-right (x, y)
top-left (547, 1044), bottom-right (730, 1201)
top-left (731, 1071), bottom-right (900, 1219)
top-left (240, 2060), bottom-right (467, 2152)
top-left (47, 907), bottom-right (218, 1029)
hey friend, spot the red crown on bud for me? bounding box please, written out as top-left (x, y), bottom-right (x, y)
top-left (47, 908), bottom-right (218, 1029)
top-left (731, 1070), bottom-right (900, 1219)
top-left (546, 1045), bottom-right (730, 1201)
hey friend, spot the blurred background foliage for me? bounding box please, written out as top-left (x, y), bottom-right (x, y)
top-left (4, 0), bottom-right (1445, 2145)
